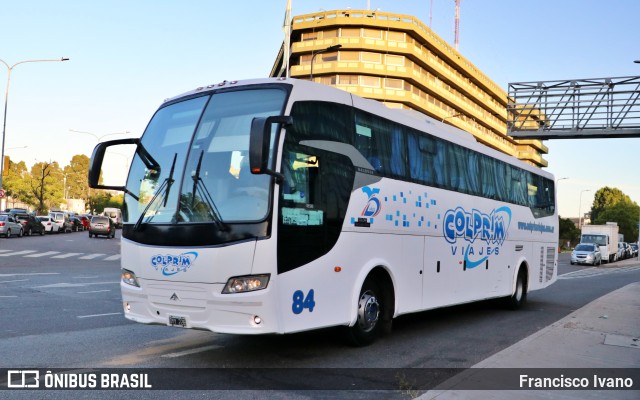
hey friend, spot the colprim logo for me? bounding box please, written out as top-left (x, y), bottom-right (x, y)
top-left (151, 252), bottom-right (198, 276)
top-left (443, 206), bottom-right (512, 268)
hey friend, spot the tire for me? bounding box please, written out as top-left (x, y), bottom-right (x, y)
top-left (346, 278), bottom-right (386, 346)
top-left (26, 227), bottom-right (32, 236)
top-left (88, 232), bottom-right (92, 238)
top-left (40, 229), bottom-right (45, 236)
top-left (505, 267), bottom-right (528, 310)
top-left (18, 228), bottom-right (24, 238)
top-left (5, 229), bottom-right (10, 238)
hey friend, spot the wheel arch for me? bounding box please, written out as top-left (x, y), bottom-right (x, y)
top-left (512, 258), bottom-right (530, 295)
top-left (348, 262), bottom-right (396, 327)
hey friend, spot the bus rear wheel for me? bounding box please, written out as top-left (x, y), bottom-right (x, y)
top-left (346, 278), bottom-right (386, 346)
top-left (505, 267), bottom-right (528, 310)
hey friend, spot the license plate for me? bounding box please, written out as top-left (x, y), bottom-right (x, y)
top-left (169, 315), bottom-right (187, 328)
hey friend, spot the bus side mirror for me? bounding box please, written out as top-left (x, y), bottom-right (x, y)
top-left (89, 138), bottom-right (160, 201)
top-left (249, 115), bottom-right (292, 179)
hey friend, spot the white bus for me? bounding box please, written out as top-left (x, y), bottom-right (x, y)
top-left (89, 78), bottom-right (558, 345)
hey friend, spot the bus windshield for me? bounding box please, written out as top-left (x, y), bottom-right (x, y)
top-left (124, 88), bottom-right (287, 225)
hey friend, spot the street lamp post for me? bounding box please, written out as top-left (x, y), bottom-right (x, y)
top-left (310, 44), bottom-right (342, 80)
top-left (578, 189), bottom-right (591, 230)
top-left (0, 57), bottom-right (69, 194)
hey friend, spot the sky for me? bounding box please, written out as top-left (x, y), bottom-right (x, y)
top-left (1, 0), bottom-right (639, 218)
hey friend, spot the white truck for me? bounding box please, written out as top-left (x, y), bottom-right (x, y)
top-left (581, 223), bottom-right (619, 263)
top-left (102, 207), bottom-right (123, 229)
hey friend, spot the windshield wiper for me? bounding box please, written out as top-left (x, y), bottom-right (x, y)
top-left (190, 150), bottom-right (227, 231)
top-left (133, 153), bottom-right (177, 232)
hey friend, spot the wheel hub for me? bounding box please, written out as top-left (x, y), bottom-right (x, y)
top-left (357, 290), bottom-right (380, 333)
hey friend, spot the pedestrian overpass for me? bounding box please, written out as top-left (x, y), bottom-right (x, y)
top-left (507, 76), bottom-right (640, 139)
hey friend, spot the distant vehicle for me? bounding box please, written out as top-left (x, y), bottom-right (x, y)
top-left (69, 216), bottom-right (85, 232)
top-left (102, 208), bottom-right (123, 228)
top-left (617, 242), bottom-right (626, 261)
top-left (49, 211), bottom-right (72, 233)
top-left (89, 215), bottom-right (115, 238)
top-left (581, 223), bottom-right (619, 263)
top-left (571, 243), bottom-right (602, 266)
top-left (78, 215), bottom-right (91, 230)
top-left (620, 242), bottom-right (632, 259)
top-left (629, 243), bottom-right (639, 258)
top-left (15, 213), bottom-right (45, 236)
top-left (37, 216), bottom-right (56, 233)
top-left (3, 208), bottom-right (28, 216)
top-left (0, 214), bottom-right (24, 238)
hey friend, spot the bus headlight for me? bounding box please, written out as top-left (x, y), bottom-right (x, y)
top-left (222, 274), bottom-right (270, 294)
top-left (121, 269), bottom-right (140, 287)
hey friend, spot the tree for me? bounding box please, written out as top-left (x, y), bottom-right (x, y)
top-left (594, 202), bottom-right (640, 244)
top-left (591, 187), bottom-right (633, 222)
top-left (28, 161), bottom-right (64, 214)
top-left (63, 154), bottom-right (90, 201)
top-left (3, 160), bottom-right (33, 207)
top-left (559, 216), bottom-right (580, 248)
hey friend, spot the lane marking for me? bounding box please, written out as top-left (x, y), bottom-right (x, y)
top-left (52, 253), bottom-right (84, 259)
top-left (103, 254), bottom-right (121, 261)
top-left (77, 312), bottom-right (122, 319)
top-left (0, 279), bottom-right (29, 284)
top-left (32, 281), bottom-right (119, 289)
top-left (161, 345), bottom-right (223, 358)
top-left (77, 290), bottom-right (111, 294)
top-left (24, 251), bottom-right (61, 258)
top-left (0, 273), bottom-right (59, 277)
top-left (559, 265), bottom-right (640, 279)
top-left (79, 254), bottom-right (106, 260)
top-left (0, 250), bottom-right (37, 257)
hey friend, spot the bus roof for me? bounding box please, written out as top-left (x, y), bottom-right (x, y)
top-left (160, 78), bottom-right (554, 180)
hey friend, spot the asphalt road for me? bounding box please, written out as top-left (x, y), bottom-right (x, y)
top-left (1, 233), bottom-right (639, 399)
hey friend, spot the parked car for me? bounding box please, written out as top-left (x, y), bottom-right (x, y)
top-left (49, 211), bottom-right (72, 233)
top-left (15, 213), bottom-right (45, 236)
top-left (630, 243), bottom-right (639, 258)
top-left (617, 242), bottom-right (625, 261)
top-left (78, 215), bottom-right (91, 230)
top-left (37, 215), bottom-right (56, 233)
top-left (621, 242), bottom-right (632, 259)
top-left (571, 243), bottom-right (602, 265)
top-left (69, 216), bottom-right (85, 232)
top-left (3, 208), bottom-right (28, 216)
top-left (617, 242), bottom-right (632, 260)
top-left (89, 215), bottom-right (115, 238)
top-left (0, 214), bottom-right (24, 238)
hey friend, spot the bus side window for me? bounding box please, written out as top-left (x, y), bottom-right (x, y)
top-left (354, 110), bottom-right (406, 178)
top-left (433, 140), bottom-right (447, 187)
top-left (408, 133), bottom-right (435, 185)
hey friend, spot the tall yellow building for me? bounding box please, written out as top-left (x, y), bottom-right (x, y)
top-left (270, 9), bottom-right (548, 167)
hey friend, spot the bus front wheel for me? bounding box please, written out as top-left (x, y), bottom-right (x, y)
top-left (346, 278), bottom-right (387, 346)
